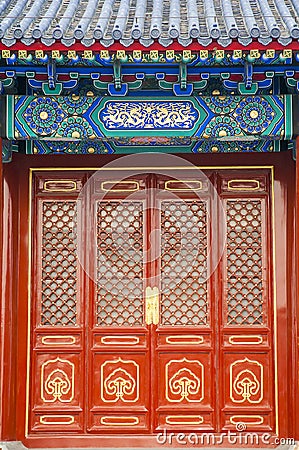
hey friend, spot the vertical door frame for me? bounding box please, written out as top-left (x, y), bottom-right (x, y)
top-left (0, 147), bottom-right (20, 441)
top-left (0, 139), bottom-right (3, 439)
top-left (296, 137), bottom-right (299, 439)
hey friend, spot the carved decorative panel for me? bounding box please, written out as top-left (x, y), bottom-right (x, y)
top-left (158, 352), bottom-right (213, 408)
top-left (96, 200), bottom-right (144, 327)
top-left (160, 200), bottom-right (209, 326)
top-left (41, 357), bottom-right (75, 403)
top-left (225, 199), bottom-right (264, 325)
top-left (165, 358), bottom-right (204, 403)
top-left (90, 353), bottom-right (149, 413)
top-left (41, 201), bottom-right (77, 326)
top-left (230, 358), bottom-right (263, 404)
top-left (32, 352), bottom-right (82, 409)
top-left (100, 358), bottom-right (139, 403)
top-left (222, 353), bottom-right (272, 412)
top-left (30, 351), bottom-right (83, 432)
top-left (8, 95), bottom-right (287, 140)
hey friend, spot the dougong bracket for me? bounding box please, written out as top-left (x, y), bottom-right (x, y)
top-left (109, 59), bottom-right (128, 96)
top-left (47, 58), bottom-right (56, 90)
top-left (180, 62), bottom-right (187, 90)
top-left (173, 62), bottom-right (193, 96)
top-left (244, 62), bottom-right (253, 90)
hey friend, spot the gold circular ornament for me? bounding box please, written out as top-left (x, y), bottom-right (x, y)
top-left (39, 111), bottom-right (48, 120)
top-left (250, 109), bottom-right (259, 119)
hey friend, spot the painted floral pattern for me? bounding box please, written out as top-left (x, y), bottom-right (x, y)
top-left (23, 98), bottom-right (66, 135)
top-left (234, 97), bottom-right (274, 133)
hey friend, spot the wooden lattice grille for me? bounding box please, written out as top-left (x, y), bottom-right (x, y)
top-left (160, 200), bottom-right (209, 326)
top-left (225, 199), bottom-right (264, 325)
top-left (96, 200), bottom-right (144, 326)
top-left (41, 200), bottom-right (77, 326)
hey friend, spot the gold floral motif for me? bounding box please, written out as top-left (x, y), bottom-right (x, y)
top-left (105, 369), bottom-right (136, 400)
top-left (166, 358), bottom-right (204, 403)
top-left (169, 369), bottom-right (201, 400)
top-left (230, 358), bottom-right (263, 404)
top-left (101, 358), bottom-right (139, 403)
top-left (41, 357), bottom-right (74, 403)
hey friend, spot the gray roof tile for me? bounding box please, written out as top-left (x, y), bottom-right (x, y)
top-left (0, 0), bottom-right (298, 47)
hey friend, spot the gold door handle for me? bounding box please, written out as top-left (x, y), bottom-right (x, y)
top-left (145, 287), bottom-right (152, 325)
top-left (152, 287), bottom-right (159, 325)
top-left (145, 287), bottom-right (159, 325)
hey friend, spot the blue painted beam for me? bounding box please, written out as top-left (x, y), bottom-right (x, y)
top-left (1, 64), bottom-right (298, 78)
top-left (4, 94), bottom-right (292, 141)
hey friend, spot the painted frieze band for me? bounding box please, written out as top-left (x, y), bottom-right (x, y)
top-left (25, 139), bottom-right (281, 157)
top-left (4, 94), bottom-right (292, 141)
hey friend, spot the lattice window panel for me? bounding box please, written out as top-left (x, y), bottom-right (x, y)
top-left (160, 200), bottom-right (209, 326)
top-left (41, 201), bottom-right (77, 326)
top-left (96, 201), bottom-right (144, 326)
top-left (226, 199), bottom-right (264, 325)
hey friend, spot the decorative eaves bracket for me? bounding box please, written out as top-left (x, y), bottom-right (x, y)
top-left (47, 58), bottom-right (56, 90)
top-left (173, 62), bottom-right (193, 96)
top-left (222, 64), bottom-right (273, 94)
top-left (109, 59), bottom-right (128, 96)
top-left (285, 70), bottom-right (299, 93)
top-left (27, 69), bottom-right (79, 95)
top-left (0, 70), bottom-right (15, 94)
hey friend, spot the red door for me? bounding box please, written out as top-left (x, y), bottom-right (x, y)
top-left (28, 168), bottom-right (275, 437)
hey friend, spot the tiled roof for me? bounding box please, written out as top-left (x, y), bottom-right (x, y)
top-left (0, 0), bottom-right (298, 48)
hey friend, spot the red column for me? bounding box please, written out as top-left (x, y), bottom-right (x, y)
top-left (0, 142), bottom-right (18, 441)
top-left (296, 136), bottom-right (299, 440)
top-left (0, 138), bottom-right (3, 440)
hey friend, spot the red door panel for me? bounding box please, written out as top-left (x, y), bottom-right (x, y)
top-left (30, 413), bottom-right (83, 433)
top-left (154, 179), bottom-right (215, 431)
top-left (29, 173), bottom-right (86, 434)
top-left (87, 177), bottom-right (150, 433)
top-left (32, 353), bottom-right (82, 408)
top-left (219, 171), bottom-right (274, 433)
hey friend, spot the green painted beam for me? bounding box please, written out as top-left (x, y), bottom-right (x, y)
top-left (4, 94), bottom-right (293, 141)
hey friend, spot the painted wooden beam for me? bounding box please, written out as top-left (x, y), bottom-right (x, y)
top-left (4, 95), bottom-right (292, 141)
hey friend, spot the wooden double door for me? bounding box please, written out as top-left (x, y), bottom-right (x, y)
top-left (29, 168), bottom-right (275, 436)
